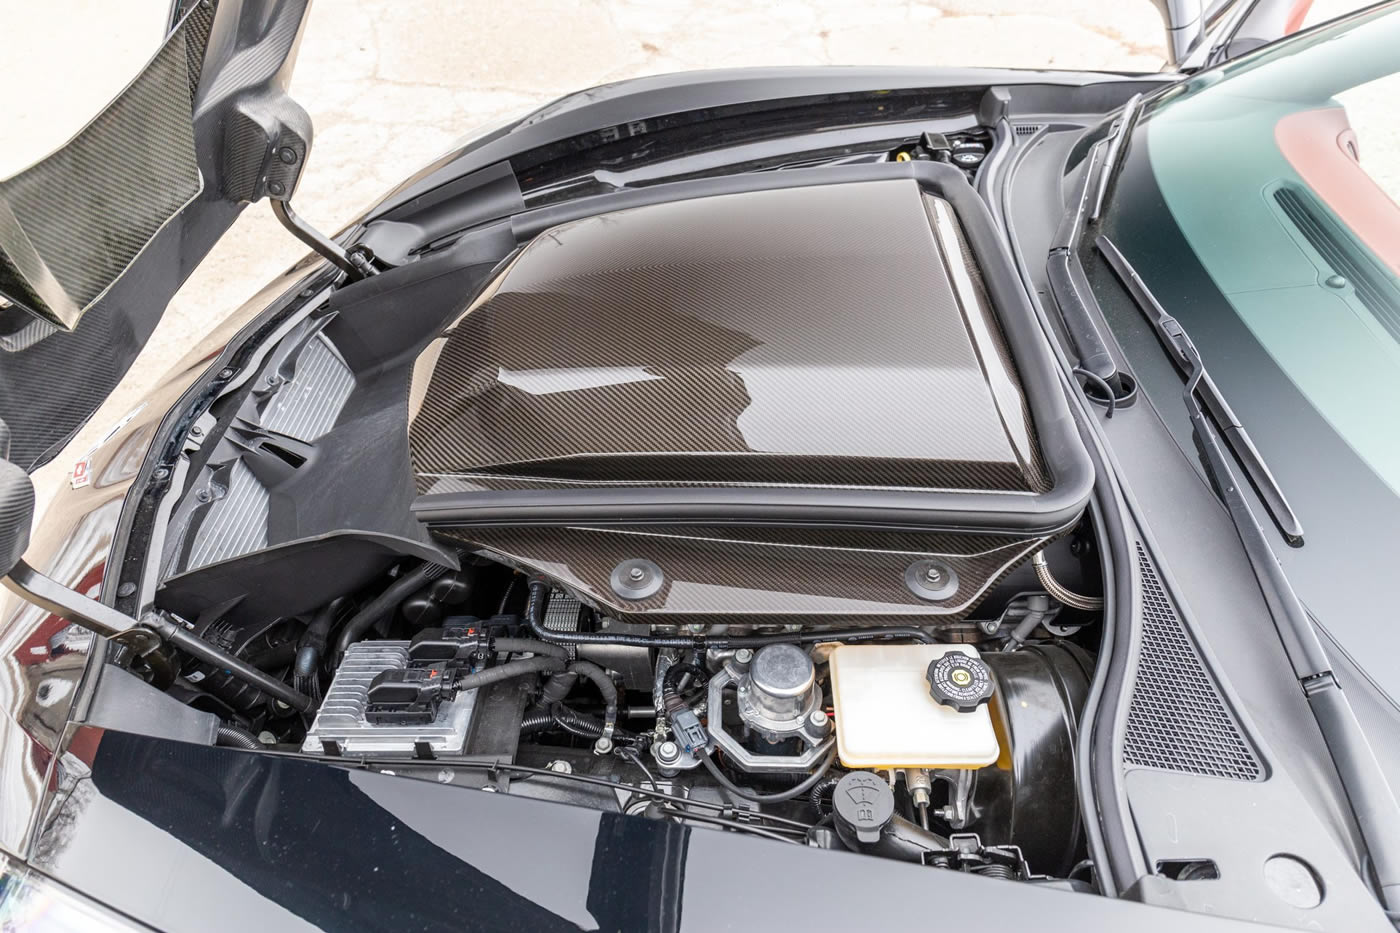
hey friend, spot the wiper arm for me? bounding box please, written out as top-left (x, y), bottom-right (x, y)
top-left (1096, 235), bottom-right (1305, 547)
top-left (1090, 93), bottom-right (1142, 222)
top-left (1096, 240), bottom-right (1400, 918)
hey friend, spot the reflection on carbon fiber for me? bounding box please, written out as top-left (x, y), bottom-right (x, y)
top-left (0, 16), bottom-right (202, 329)
top-left (438, 524), bottom-right (1048, 622)
top-left (409, 179), bottom-right (1046, 495)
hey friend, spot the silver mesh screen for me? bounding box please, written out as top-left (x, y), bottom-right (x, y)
top-left (1124, 543), bottom-right (1262, 781)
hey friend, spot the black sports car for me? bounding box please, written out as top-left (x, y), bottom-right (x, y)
top-left (2, 1), bottom-right (1399, 929)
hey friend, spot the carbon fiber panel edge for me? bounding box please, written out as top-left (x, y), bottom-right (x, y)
top-left (437, 524), bottom-right (1047, 623)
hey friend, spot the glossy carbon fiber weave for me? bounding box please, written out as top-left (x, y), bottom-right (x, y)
top-left (436, 524), bottom-right (1047, 622)
top-left (409, 179), bottom-right (1046, 495)
top-left (0, 14), bottom-right (204, 328)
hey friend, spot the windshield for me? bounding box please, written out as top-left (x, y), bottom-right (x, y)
top-left (1138, 7), bottom-right (1400, 492)
top-left (1094, 4), bottom-right (1400, 701)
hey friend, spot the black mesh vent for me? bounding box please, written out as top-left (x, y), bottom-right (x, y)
top-left (1124, 543), bottom-right (1262, 780)
top-left (1014, 123), bottom-right (1045, 137)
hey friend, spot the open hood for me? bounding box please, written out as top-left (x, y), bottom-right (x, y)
top-left (0, 0), bottom-right (315, 472)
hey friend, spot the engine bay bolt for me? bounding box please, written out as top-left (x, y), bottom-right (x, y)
top-left (152, 467), bottom-right (169, 481)
top-left (190, 426), bottom-right (202, 437)
top-left (116, 582), bottom-right (137, 598)
top-left (217, 368), bottom-right (234, 379)
top-left (905, 559), bottom-right (959, 601)
top-left (546, 759), bottom-right (574, 774)
top-left (655, 740), bottom-right (681, 765)
top-left (278, 147), bottom-right (298, 164)
top-left (609, 558), bottom-right (664, 600)
top-left (593, 736), bottom-right (615, 756)
top-left (436, 769), bottom-right (454, 784)
top-left (195, 489), bottom-right (212, 503)
top-left (809, 709), bottom-right (829, 728)
top-left (733, 648), bottom-right (753, 665)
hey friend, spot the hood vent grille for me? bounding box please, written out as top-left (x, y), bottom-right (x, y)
top-left (1124, 543), bottom-right (1262, 781)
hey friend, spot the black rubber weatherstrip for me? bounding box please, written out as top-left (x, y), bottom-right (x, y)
top-left (412, 160), bottom-right (1093, 536)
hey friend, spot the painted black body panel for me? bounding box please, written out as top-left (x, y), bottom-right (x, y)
top-left (30, 727), bottom-right (1272, 933)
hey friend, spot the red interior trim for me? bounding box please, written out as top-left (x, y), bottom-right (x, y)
top-left (1275, 107), bottom-right (1400, 277)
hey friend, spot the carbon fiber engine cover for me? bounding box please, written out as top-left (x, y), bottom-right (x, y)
top-left (410, 179), bottom-right (1044, 494)
top-left (410, 168), bottom-right (1090, 623)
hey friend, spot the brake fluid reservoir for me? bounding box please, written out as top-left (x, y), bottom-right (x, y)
top-left (829, 644), bottom-right (999, 769)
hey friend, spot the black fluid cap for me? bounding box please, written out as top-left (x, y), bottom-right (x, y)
top-left (927, 653), bottom-right (995, 712)
top-left (832, 772), bottom-right (895, 844)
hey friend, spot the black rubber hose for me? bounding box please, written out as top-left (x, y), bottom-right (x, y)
top-left (525, 580), bottom-right (933, 648)
top-left (520, 706), bottom-right (638, 742)
top-left (296, 598), bottom-right (347, 677)
top-left (491, 637), bottom-right (569, 660)
top-left (565, 660), bottom-right (619, 736)
top-left (1002, 593), bottom-right (1051, 652)
top-left (452, 655), bottom-right (564, 692)
top-left (539, 671), bottom-right (580, 707)
top-left (215, 723), bottom-right (262, 750)
top-left (700, 746), bottom-right (839, 804)
top-left (809, 775), bottom-right (841, 817)
top-left (335, 563), bottom-right (445, 659)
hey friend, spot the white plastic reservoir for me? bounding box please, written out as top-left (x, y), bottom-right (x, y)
top-left (829, 643), bottom-right (1000, 770)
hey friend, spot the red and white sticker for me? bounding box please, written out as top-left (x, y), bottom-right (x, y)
top-left (70, 457), bottom-right (91, 489)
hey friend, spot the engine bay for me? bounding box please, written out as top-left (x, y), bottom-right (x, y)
top-left (115, 158), bottom-right (1109, 890)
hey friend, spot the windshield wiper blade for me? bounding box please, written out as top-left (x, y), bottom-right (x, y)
top-left (1095, 238), bottom-right (1400, 917)
top-left (1096, 235), bottom-right (1305, 547)
top-left (1090, 93), bottom-right (1142, 222)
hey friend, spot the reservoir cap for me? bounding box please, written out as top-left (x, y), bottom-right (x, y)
top-left (927, 654), bottom-right (994, 712)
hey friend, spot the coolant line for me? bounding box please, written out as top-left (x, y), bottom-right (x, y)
top-left (1032, 551), bottom-right (1104, 611)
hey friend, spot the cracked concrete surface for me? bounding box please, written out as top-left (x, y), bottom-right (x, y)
top-left (0, 1), bottom-right (1349, 505)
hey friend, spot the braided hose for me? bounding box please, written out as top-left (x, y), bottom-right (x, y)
top-left (1032, 551), bottom-right (1104, 611)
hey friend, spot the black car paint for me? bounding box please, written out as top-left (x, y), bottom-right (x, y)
top-left (30, 725), bottom-right (1265, 933)
top-left (1, 38), bottom-right (1389, 933)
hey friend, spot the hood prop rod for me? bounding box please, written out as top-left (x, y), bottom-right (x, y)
top-left (271, 200), bottom-right (379, 281)
top-left (2, 560), bottom-right (312, 713)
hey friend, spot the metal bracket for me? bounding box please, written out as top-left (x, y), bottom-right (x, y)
top-left (271, 200), bottom-right (378, 281)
